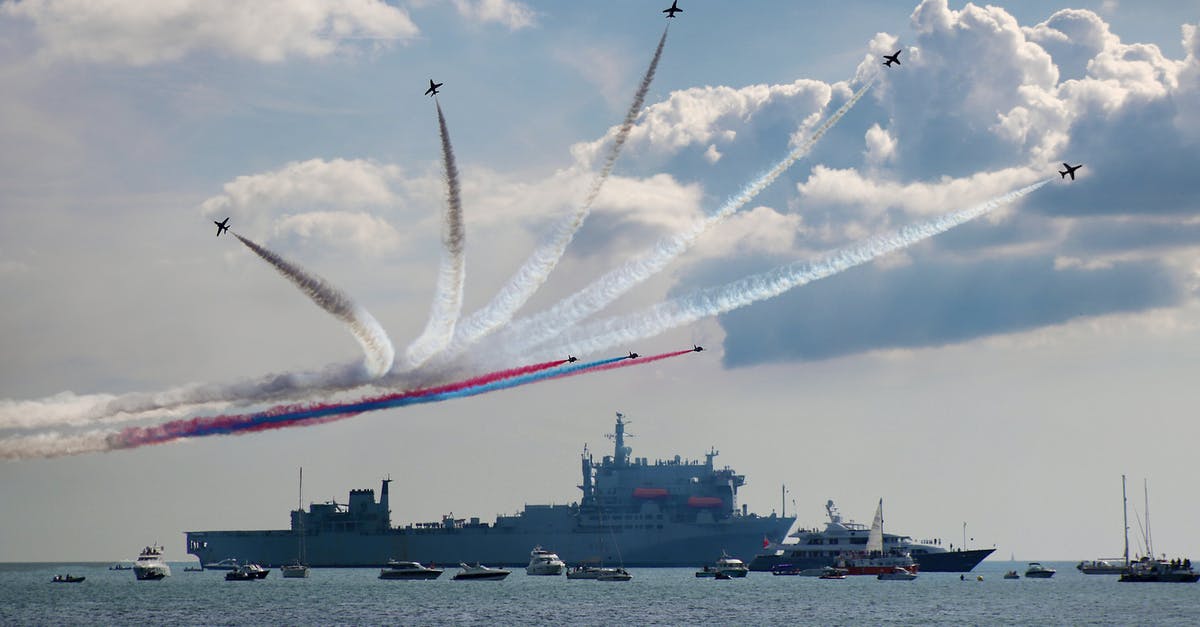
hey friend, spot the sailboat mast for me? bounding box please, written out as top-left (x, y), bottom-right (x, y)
top-left (1121, 474), bottom-right (1129, 567)
top-left (1144, 478), bottom-right (1153, 558)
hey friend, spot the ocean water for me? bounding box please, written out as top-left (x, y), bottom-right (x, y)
top-left (4, 560), bottom-right (1195, 625)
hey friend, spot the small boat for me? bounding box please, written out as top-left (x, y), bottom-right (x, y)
top-left (713, 572), bottom-right (732, 580)
top-left (877, 566), bottom-right (918, 581)
top-left (705, 552), bottom-right (749, 577)
top-left (183, 566), bottom-right (204, 572)
top-left (566, 565), bottom-right (606, 580)
top-left (51, 575), bottom-right (85, 583)
top-left (771, 564), bottom-right (845, 577)
top-left (379, 560), bottom-right (443, 580)
top-left (1024, 562), bottom-right (1056, 578)
top-left (453, 563), bottom-right (511, 581)
top-left (281, 468), bottom-right (311, 579)
top-left (108, 563), bottom-right (132, 571)
top-left (202, 558), bottom-right (240, 571)
top-left (597, 568), bottom-right (632, 582)
top-left (1003, 570), bottom-right (1020, 579)
top-left (1077, 559), bottom-right (1126, 575)
top-left (818, 571), bottom-right (847, 580)
top-left (241, 563), bottom-right (270, 579)
top-left (526, 546), bottom-right (565, 576)
top-left (225, 565), bottom-right (258, 581)
top-left (281, 560), bottom-right (310, 579)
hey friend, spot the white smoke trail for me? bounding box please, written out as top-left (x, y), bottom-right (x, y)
top-left (495, 76), bottom-right (877, 353)
top-left (541, 179), bottom-right (1051, 359)
top-left (236, 234), bottom-right (395, 377)
top-left (401, 101), bottom-right (467, 369)
top-left (434, 26), bottom-right (671, 362)
top-left (0, 429), bottom-right (116, 460)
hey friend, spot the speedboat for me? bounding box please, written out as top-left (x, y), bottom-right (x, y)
top-left (132, 544), bottom-right (171, 580)
top-left (51, 575), bottom-right (85, 583)
top-left (818, 570), bottom-right (847, 580)
top-left (453, 563), bottom-right (511, 581)
top-left (202, 558), bottom-right (239, 571)
top-left (1077, 559), bottom-right (1126, 575)
top-left (379, 560), bottom-right (443, 580)
top-left (1003, 570), bottom-right (1020, 579)
top-left (877, 566), bottom-right (918, 581)
top-left (597, 568), bottom-right (632, 582)
top-left (526, 546), bottom-right (565, 575)
top-left (1024, 562), bottom-right (1056, 578)
top-left (225, 565), bottom-right (258, 581)
top-left (568, 565), bottom-right (627, 580)
top-left (241, 563), bottom-right (270, 579)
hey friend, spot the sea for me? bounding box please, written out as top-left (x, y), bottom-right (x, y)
top-left (3, 560), bottom-right (1195, 625)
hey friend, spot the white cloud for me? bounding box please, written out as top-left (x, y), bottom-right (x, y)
top-left (274, 211), bottom-right (407, 257)
top-left (450, 0), bottom-right (536, 31)
top-left (571, 79), bottom-right (831, 166)
top-left (863, 123), bottom-right (896, 165)
top-left (1, 0), bottom-right (419, 65)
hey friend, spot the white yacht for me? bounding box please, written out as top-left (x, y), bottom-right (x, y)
top-left (378, 560), bottom-right (443, 580)
top-left (202, 558), bottom-right (239, 570)
top-left (526, 546), bottom-right (565, 575)
top-left (133, 544), bottom-right (171, 580)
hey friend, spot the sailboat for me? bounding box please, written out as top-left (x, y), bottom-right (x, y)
top-left (1119, 478), bottom-right (1198, 583)
top-left (281, 467), bottom-right (310, 578)
top-left (1077, 474), bottom-right (1129, 575)
top-left (838, 499), bottom-right (918, 576)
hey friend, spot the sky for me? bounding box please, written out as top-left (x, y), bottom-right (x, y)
top-left (1, 0), bottom-right (1199, 563)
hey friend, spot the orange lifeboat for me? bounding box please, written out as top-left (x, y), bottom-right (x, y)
top-left (687, 496), bottom-right (724, 508)
top-left (633, 487), bottom-right (669, 499)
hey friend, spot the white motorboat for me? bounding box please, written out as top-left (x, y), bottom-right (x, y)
top-left (877, 566), bottom-right (918, 581)
top-left (202, 558), bottom-right (239, 570)
top-left (241, 562), bottom-right (270, 579)
top-left (453, 563), bottom-right (511, 581)
top-left (133, 544), bottom-right (171, 581)
top-left (597, 568), bottom-right (632, 582)
top-left (1024, 562), bottom-right (1056, 578)
top-left (526, 546), bottom-right (565, 575)
top-left (379, 560), bottom-right (443, 580)
top-left (567, 565), bottom-right (627, 580)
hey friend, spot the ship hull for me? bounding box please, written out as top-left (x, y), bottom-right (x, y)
top-left (749, 548), bottom-right (994, 573)
top-left (188, 516), bottom-right (792, 568)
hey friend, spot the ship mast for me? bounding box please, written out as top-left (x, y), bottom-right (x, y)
top-left (1121, 474), bottom-right (1129, 568)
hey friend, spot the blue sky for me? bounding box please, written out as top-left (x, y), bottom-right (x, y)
top-left (1, 0), bottom-right (1199, 563)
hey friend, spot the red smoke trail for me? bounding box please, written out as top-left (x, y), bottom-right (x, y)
top-left (112, 358), bottom-right (568, 448)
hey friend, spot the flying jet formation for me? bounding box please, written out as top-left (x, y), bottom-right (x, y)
top-left (628, 351), bottom-right (639, 359)
top-left (662, 1), bottom-right (682, 18)
top-left (425, 79), bottom-right (443, 97)
top-left (213, 217), bottom-right (230, 237)
top-left (882, 50), bottom-right (902, 67)
top-left (1059, 162), bottom-right (1082, 180)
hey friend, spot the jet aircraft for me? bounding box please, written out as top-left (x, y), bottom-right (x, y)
top-left (425, 79), bottom-right (443, 96)
top-left (662, 1), bottom-right (682, 18)
top-left (1059, 162), bottom-right (1082, 180)
top-left (882, 50), bottom-right (902, 67)
top-left (628, 351), bottom-right (639, 359)
top-left (693, 344), bottom-right (704, 352)
top-left (567, 355), bottom-right (578, 363)
top-left (214, 217), bottom-right (230, 237)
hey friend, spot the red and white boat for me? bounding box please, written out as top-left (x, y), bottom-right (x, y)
top-left (837, 499), bottom-right (919, 577)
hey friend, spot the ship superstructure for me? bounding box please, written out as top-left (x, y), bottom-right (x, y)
top-left (187, 413), bottom-right (793, 567)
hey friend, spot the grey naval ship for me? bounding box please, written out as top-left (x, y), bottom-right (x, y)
top-left (186, 413), bottom-right (794, 567)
